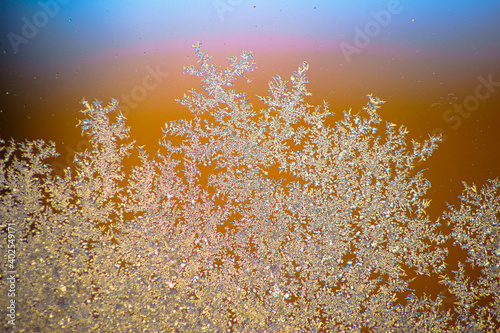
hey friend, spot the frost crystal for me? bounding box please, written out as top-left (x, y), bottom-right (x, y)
top-left (1, 42), bottom-right (499, 332)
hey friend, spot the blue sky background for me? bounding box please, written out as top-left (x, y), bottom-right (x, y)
top-left (1, 0), bottom-right (499, 68)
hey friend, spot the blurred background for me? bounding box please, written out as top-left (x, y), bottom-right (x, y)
top-left (0, 0), bottom-right (499, 221)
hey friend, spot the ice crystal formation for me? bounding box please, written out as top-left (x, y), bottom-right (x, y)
top-left (1, 42), bottom-right (499, 332)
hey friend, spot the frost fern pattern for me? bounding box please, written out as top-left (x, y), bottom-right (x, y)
top-left (1, 41), bottom-right (499, 332)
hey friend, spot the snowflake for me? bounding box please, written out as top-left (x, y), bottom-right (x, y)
top-left (1, 41), bottom-right (499, 332)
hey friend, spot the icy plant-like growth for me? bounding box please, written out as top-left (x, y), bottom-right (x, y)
top-left (1, 42), bottom-right (499, 332)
